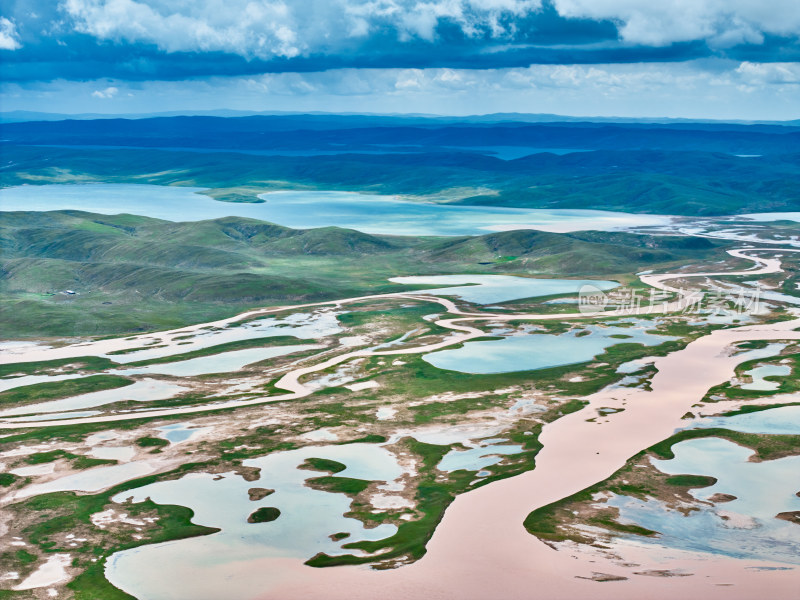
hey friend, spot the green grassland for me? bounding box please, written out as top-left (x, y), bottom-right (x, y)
top-left (0, 375), bottom-right (133, 408)
top-left (248, 506), bottom-right (281, 523)
top-left (23, 448), bottom-right (116, 470)
top-left (1, 209), bottom-right (726, 338)
top-left (0, 356), bottom-right (118, 378)
top-left (299, 458), bottom-right (347, 473)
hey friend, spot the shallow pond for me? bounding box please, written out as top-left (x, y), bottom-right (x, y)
top-left (107, 312), bottom-right (340, 364)
top-left (389, 274), bottom-right (618, 305)
top-left (105, 444), bottom-right (404, 600)
top-left (740, 212), bottom-right (800, 224)
top-left (690, 405), bottom-right (800, 436)
top-left (114, 344), bottom-right (322, 377)
top-left (738, 364), bottom-right (791, 391)
top-left (732, 342), bottom-right (787, 361)
top-left (607, 437), bottom-right (800, 564)
top-left (0, 379), bottom-right (188, 417)
top-left (437, 440), bottom-right (524, 472)
top-left (157, 423), bottom-right (211, 444)
top-left (11, 461), bottom-right (156, 501)
top-left (0, 184), bottom-right (672, 236)
top-left (424, 320), bottom-right (675, 374)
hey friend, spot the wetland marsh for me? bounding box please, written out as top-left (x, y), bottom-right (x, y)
top-left (2, 183), bottom-right (800, 600)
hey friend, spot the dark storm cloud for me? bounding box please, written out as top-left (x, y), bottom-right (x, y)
top-left (2, 0), bottom-right (799, 83)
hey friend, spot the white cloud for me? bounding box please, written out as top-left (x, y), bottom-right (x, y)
top-left (553, 0), bottom-right (800, 47)
top-left (60, 0), bottom-right (543, 59)
top-left (239, 62), bottom-right (726, 102)
top-left (236, 63), bottom-right (800, 119)
top-left (92, 85), bottom-right (119, 98)
top-left (56, 0), bottom-right (800, 58)
top-left (5, 60), bottom-right (800, 120)
top-left (736, 61), bottom-right (800, 85)
top-left (62, 0), bottom-right (305, 58)
top-left (0, 17), bottom-right (22, 50)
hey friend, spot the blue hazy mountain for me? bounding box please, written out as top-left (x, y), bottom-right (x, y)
top-left (2, 113), bottom-right (799, 154)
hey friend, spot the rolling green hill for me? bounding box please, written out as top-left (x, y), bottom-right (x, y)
top-left (2, 145), bottom-right (799, 216)
top-left (1, 210), bottom-right (724, 337)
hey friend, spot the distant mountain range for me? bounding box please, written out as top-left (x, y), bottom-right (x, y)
top-left (2, 114), bottom-right (799, 154)
top-left (2, 110), bottom-right (799, 127)
top-left (2, 113), bottom-right (799, 217)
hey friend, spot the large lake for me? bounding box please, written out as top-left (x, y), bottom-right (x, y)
top-left (106, 443), bottom-right (404, 600)
top-left (610, 437), bottom-right (800, 564)
top-left (0, 183), bottom-right (674, 236)
top-left (424, 319), bottom-right (675, 374)
top-left (388, 274), bottom-right (618, 304)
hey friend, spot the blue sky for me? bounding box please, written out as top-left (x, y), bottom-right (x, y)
top-left (1, 1), bottom-right (799, 119)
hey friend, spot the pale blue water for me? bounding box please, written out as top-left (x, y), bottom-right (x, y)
top-left (0, 184), bottom-right (671, 236)
top-left (760, 290), bottom-right (800, 306)
top-left (106, 444), bottom-right (403, 600)
top-left (608, 438), bottom-right (800, 564)
top-left (691, 405), bottom-right (800, 436)
top-left (389, 274), bottom-right (618, 304)
top-left (114, 344), bottom-right (321, 377)
top-left (739, 364), bottom-right (791, 391)
top-left (437, 441), bottom-right (524, 472)
top-left (157, 423), bottom-right (209, 444)
top-left (616, 358), bottom-right (652, 374)
top-left (732, 342), bottom-right (787, 362)
top-left (17, 461), bottom-right (157, 498)
top-left (0, 372), bottom-right (88, 393)
top-left (741, 212), bottom-right (800, 223)
top-left (105, 311), bottom-right (341, 364)
top-left (424, 320), bottom-right (676, 374)
top-left (0, 379), bottom-right (187, 417)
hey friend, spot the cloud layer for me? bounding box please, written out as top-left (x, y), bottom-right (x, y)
top-left (0, 1), bottom-right (798, 119)
top-left (4, 61), bottom-right (798, 120)
top-left (52, 0), bottom-right (800, 58)
top-left (0, 17), bottom-right (21, 50)
top-left (2, 0), bottom-right (799, 79)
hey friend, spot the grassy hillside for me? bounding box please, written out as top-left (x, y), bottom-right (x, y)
top-left (1, 210), bottom-right (724, 337)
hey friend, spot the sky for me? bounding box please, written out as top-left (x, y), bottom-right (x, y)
top-left (1, 0), bottom-right (799, 119)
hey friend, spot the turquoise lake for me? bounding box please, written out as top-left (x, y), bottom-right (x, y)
top-left (424, 320), bottom-right (675, 374)
top-left (389, 274), bottom-right (618, 304)
top-left (0, 184), bottom-right (672, 236)
top-left (609, 437), bottom-right (800, 564)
